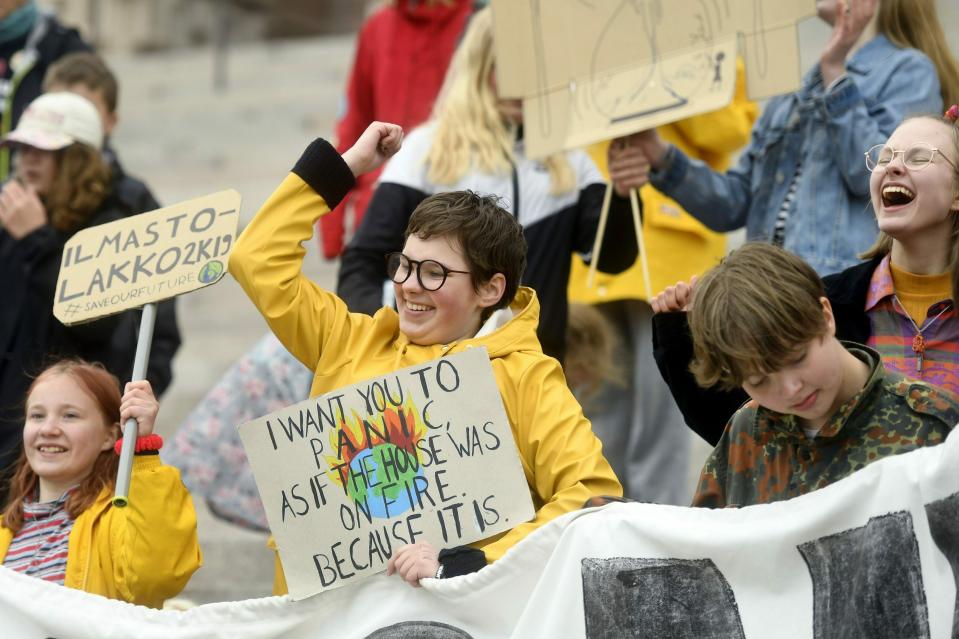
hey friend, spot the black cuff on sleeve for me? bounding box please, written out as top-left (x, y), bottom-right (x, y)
top-left (291, 138), bottom-right (356, 209)
top-left (438, 546), bottom-right (487, 578)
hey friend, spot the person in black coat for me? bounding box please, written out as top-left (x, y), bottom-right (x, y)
top-left (0, 92), bottom-right (136, 501)
top-left (43, 52), bottom-right (180, 396)
top-left (650, 257), bottom-right (879, 446)
top-left (0, 1), bottom-right (90, 181)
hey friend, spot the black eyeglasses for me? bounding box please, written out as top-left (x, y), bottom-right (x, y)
top-left (385, 252), bottom-right (470, 291)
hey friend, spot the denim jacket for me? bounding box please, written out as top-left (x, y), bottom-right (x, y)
top-left (651, 35), bottom-right (942, 276)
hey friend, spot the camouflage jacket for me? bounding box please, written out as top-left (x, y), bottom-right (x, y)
top-left (692, 345), bottom-right (959, 508)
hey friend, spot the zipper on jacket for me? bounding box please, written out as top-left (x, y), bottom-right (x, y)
top-left (510, 163), bottom-right (520, 219)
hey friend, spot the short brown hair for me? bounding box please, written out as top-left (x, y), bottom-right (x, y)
top-left (44, 52), bottom-right (118, 113)
top-left (406, 190), bottom-right (527, 313)
top-left (3, 360), bottom-right (121, 532)
top-left (689, 243), bottom-right (827, 390)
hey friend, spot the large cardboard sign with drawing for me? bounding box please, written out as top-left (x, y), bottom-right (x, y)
top-left (491, 0), bottom-right (816, 158)
top-left (53, 189), bottom-right (240, 325)
top-left (238, 347), bottom-right (535, 600)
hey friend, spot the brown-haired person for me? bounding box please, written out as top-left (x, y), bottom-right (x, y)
top-left (685, 243), bottom-right (959, 508)
top-left (0, 92), bottom-right (135, 502)
top-left (230, 122), bottom-right (621, 589)
top-left (43, 51), bottom-right (180, 402)
top-left (0, 360), bottom-right (201, 607)
top-left (653, 109), bottom-right (959, 447)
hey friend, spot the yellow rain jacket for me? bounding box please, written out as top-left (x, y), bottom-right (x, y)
top-left (0, 455), bottom-right (202, 608)
top-left (569, 61), bottom-right (758, 302)
top-left (229, 143), bottom-right (622, 593)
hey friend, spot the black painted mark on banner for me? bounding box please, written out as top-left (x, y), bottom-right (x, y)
top-left (581, 557), bottom-right (745, 638)
top-left (798, 511), bottom-right (930, 639)
top-left (364, 621), bottom-right (474, 638)
top-left (925, 492), bottom-right (959, 639)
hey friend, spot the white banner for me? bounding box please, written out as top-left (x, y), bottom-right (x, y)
top-left (2, 428), bottom-right (958, 638)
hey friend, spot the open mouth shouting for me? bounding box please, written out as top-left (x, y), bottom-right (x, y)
top-left (881, 184), bottom-right (916, 209)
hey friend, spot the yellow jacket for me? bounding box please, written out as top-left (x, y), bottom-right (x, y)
top-left (569, 61), bottom-right (758, 302)
top-left (0, 455), bottom-right (202, 608)
top-left (229, 154), bottom-right (622, 593)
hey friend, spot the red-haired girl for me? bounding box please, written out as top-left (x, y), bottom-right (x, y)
top-left (0, 360), bottom-right (201, 608)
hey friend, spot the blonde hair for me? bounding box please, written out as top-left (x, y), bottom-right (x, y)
top-left (689, 243), bottom-right (828, 390)
top-left (564, 303), bottom-right (623, 401)
top-left (44, 143), bottom-right (111, 233)
top-left (877, 0), bottom-right (959, 107)
top-left (860, 114), bottom-right (959, 302)
top-left (426, 7), bottom-right (574, 193)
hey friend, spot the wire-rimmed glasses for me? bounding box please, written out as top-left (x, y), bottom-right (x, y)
top-left (865, 142), bottom-right (959, 172)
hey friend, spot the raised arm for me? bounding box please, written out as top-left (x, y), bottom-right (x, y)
top-left (651, 311), bottom-right (748, 447)
top-left (229, 123), bottom-right (403, 369)
top-left (649, 278), bottom-right (748, 446)
top-left (630, 124), bottom-right (757, 233)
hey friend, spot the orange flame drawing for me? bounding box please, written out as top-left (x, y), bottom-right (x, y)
top-left (326, 400), bottom-right (425, 488)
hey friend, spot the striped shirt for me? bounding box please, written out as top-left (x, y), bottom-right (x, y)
top-left (771, 161), bottom-right (803, 247)
top-left (3, 488), bottom-right (76, 584)
top-left (865, 256), bottom-right (959, 396)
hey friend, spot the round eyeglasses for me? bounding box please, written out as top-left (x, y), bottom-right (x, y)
top-left (864, 142), bottom-right (959, 172)
top-left (385, 252), bottom-right (470, 291)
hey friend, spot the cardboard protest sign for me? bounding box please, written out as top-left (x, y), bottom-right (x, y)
top-left (53, 190), bottom-right (240, 325)
top-left (238, 347), bottom-right (535, 600)
top-left (491, 0), bottom-right (816, 158)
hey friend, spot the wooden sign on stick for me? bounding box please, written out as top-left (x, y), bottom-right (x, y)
top-left (54, 189), bottom-right (240, 325)
top-left (238, 347), bottom-right (536, 600)
top-left (491, 0), bottom-right (816, 158)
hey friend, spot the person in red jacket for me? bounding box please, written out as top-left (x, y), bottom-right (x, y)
top-left (319, 0), bottom-right (476, 259)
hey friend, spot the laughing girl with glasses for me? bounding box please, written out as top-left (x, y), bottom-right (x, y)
top-left (652, 110), bottom-right (959, 447)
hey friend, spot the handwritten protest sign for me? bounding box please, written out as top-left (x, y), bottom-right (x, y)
top-left (238, 347), bottom-right (535, 600)
top-left (491, 0), bottom-right (816, 158)
top-left (53, 190), bottom-right (240, 325)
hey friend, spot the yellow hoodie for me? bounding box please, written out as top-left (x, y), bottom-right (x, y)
top-left (0, 455), bottom-right (202, 608)
top-left (229, 144), bottom-right (622, 591)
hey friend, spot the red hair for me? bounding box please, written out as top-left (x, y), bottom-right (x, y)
top-left (2, 360), bottom-right (121, 532)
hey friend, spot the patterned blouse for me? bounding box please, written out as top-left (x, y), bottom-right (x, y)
top-left (865, 256), bottom-right (959, 396)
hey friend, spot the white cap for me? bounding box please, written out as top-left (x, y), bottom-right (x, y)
top-left (1, 92), bottom-right (103, 151)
